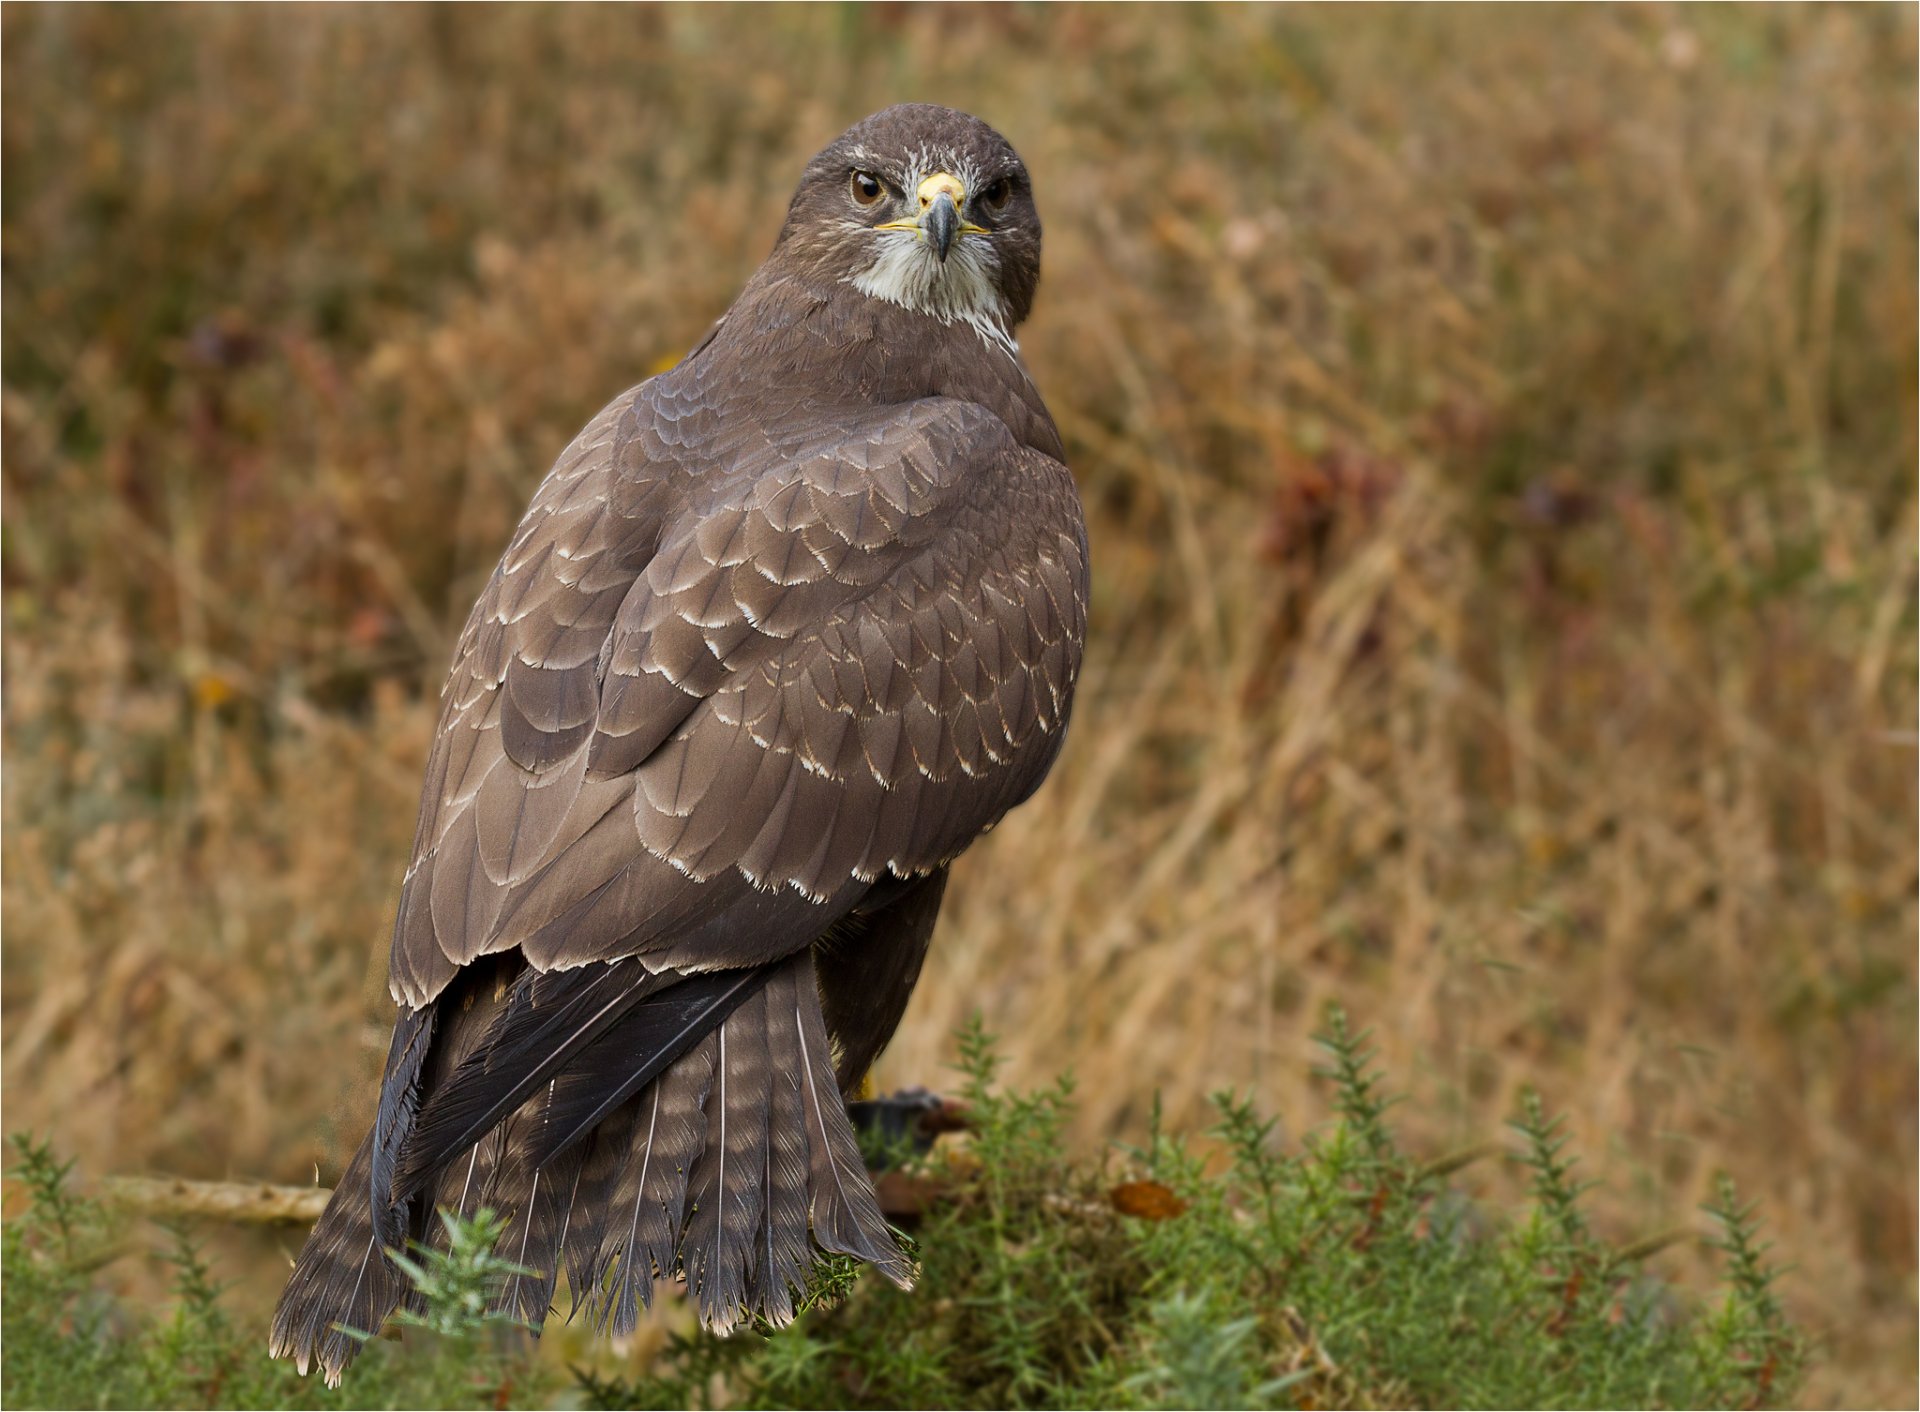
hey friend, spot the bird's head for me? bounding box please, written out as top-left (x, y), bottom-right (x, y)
top-left (775, 104), bottom-right (1042, 347)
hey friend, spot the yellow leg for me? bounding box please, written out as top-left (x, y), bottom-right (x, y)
top-left (853, 1070), bottom-right (876, 1101)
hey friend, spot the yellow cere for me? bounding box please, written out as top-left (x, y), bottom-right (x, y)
top-left (878, 171), bottom-right (990, 237)
top-left (916, 171), bottom-right (966, 209)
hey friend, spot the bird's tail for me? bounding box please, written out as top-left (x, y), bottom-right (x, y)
top-left (267, 1124), bottom-right (401, 1386)
top-left (269, 951), bottom-right (908, 1386)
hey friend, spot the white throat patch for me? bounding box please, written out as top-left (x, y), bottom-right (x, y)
top-left (849, 230), bottom-right (1018, 357)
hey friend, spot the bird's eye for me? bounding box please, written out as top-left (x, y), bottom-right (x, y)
top-left (849, 171), bottom-right (886, 207)
top-left (980, 177), bottom-right (1013, 214)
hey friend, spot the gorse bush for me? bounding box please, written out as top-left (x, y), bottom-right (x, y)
top-left (3, 1017), bottom-right (1805, 1410)
top-left (2, 1135), bottom-right (540, 1410)
top-left (582, 1012), bottom-right (1809, 1411)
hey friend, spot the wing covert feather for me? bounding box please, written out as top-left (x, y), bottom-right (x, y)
top-left (390, 386), bottom-right (1085, 1005)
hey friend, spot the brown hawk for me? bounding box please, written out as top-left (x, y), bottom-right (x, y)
top-left (270, 104), bottom-right (1088, 1382)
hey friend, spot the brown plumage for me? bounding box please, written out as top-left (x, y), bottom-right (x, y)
top-left (270, 103), bottom-right (1087, 1383)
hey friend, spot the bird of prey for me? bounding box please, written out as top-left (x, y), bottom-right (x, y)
top-left (270, 104), bottom-right (1087, 1383)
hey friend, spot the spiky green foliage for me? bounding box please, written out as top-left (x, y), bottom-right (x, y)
top-left (578, 1009), bottom-right (1809, 1410)
top-left (380, 1207), bottom-right (533, 1340)
top-left (1, 1139), bottom-right (541, 1410)
top-left (1690, 1174), bottom-right (1807, 1408)
top-left (1, 1017), bottom-right (1809, 1410)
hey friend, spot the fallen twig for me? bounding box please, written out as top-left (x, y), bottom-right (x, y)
top-left (100, 1175), bottom-right (331, 1226)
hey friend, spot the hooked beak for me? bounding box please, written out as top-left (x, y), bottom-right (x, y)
top-left (924, 190), bottom-right (960, 263)
top-left (877, 170), bottom-right (988, 263)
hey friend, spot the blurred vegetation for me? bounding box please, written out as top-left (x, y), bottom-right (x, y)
top-left (1, 3), bottom-right (1913, 1406)
top-left (3, 1132), bottom-right (542, 1409)
top-left (4, 1019), bottom-right (1807, 1410)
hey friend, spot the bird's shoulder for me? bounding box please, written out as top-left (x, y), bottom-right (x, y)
top-left (389, 367), bottom-right (1083, 1006)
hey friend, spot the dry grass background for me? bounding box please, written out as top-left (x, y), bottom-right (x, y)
top-left (2, 4), bottom-right (1914, 1405)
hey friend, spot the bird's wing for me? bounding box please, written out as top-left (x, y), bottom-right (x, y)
top-left (387, 387), bottom-right (675, 1006)
top-left (389, 387), bottom-right (1086, 1007)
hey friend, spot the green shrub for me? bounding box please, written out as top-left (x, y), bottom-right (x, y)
top-left (581, 1011), bottom-right (1807, 1410)
top-left (3, 1015), bottom-right (1806, 1410)
top-left (1, 1135), bottom-right (541, 1410)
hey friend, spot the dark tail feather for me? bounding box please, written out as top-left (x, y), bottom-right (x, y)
top-left (267, 1129), bottom-right (411, 1388)
top-left (431, 1124), bottom-right (507, 1228)
top-left (270, 999), bottom-right (447, 1387)
top-left (368, 1005), bottom-right (436, 1251)
top-left (524, 967), bottom-right (770, 1170)
top-left (557, 1094), bottom-right (646, 1312)
top-left (274, 951), bottom-right (909, 1385)
top-left (387, 1124), bottom-right (509, 1323)
top-left (586, 1033), bottom-right (716, 1335)
top-left (272, 960), bottom-right (515, 1382)
top-left (396, 961), bottom-right (674, 1196)
top-left (786, 958), bottom-right (913, 1284)
top-left (681, 986), bottom-right (771, 1333)
top-left (486, 1094), bottom-right (590, 1329)
top-left (579, 952), bottom-right (906, 1333)
top-left (745, 970), bottom-right (814, 1327)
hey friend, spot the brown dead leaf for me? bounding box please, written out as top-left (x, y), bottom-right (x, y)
top-left (1108, 1179), bottom-right (1188, 1221)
